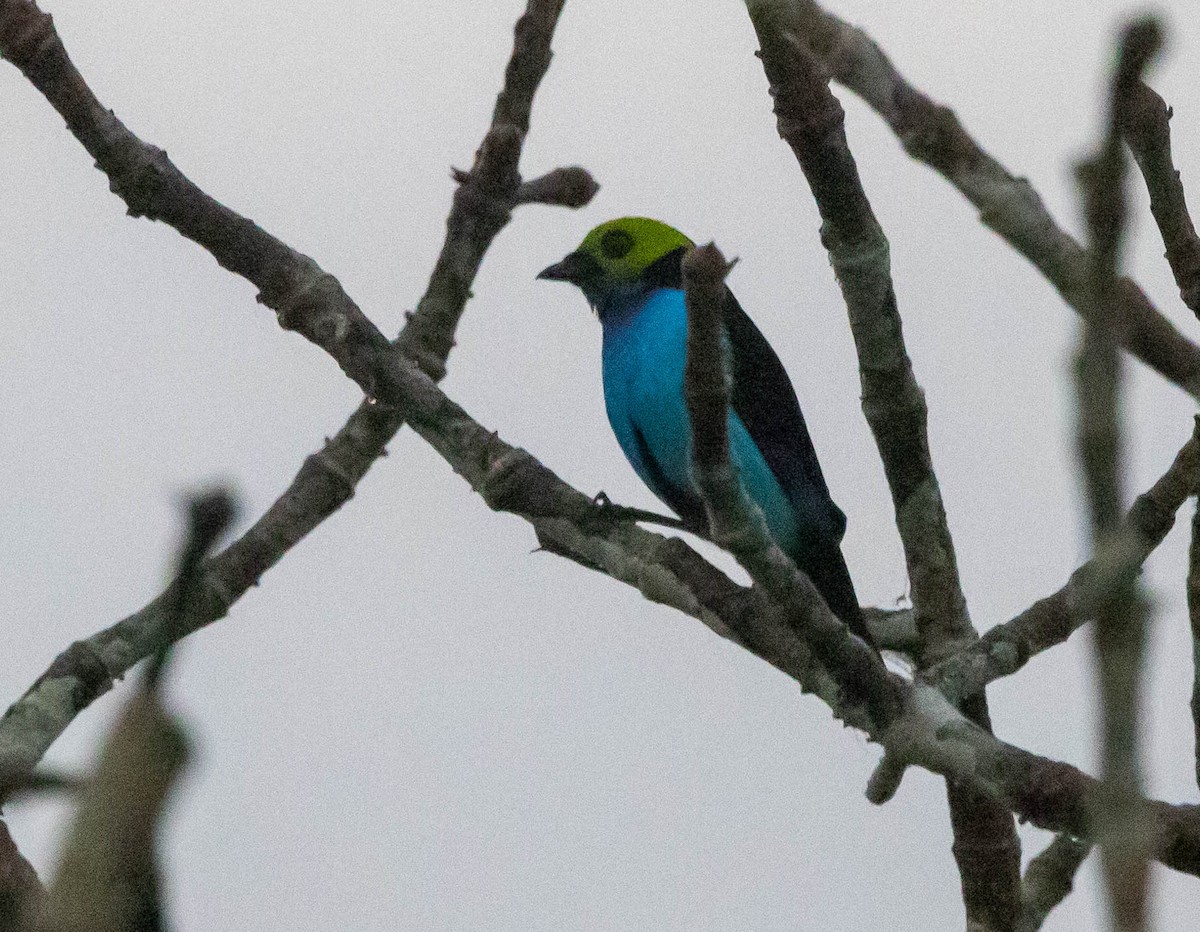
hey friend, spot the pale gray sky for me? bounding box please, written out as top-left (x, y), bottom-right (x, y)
top-left (3, 0), bottom-right (1200, 928)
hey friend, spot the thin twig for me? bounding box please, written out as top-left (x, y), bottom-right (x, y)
top-left (1119, 80), bottom-right (1200, 317)
top-left (1017, 834), bottom-right (1093, 932)
top-left (514, 166), bottom-right (600, 208)
top-left (1075, 18), bottom-right (1162, 932)
top-left (785, 0), bottom-right (1200, 399)
top-left (744, 3), bottom-right (1019, 926)
top-left (396, 0), bottom-right (575, 381)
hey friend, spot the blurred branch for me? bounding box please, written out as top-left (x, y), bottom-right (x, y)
top-left (745, 3), bottom-right (1018, 926)
top-left (928, 419), bottom-right (1200, 706)
top-left (0, 821), bottom-right (45, 930)
top-left (0, 769), bottom-right (83, 806)
top-left (143, 489), bottom-right (236, 692)
top-left (1119, 80), bottom-right (1200, 317)
top-left (1017, 834), bottom-right (1092, 932)
top-left (784, 0), bottom-right (1200, 399)
top-left (38, 693), bottom-right (188, 932)
top-left (1075, 19), bottom-right (1162, 932)
top-left (0, 0), bottom-right (584, 778)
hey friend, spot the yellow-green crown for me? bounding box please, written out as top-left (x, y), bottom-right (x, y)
top-left (575, 217), bottom-right (695, 282)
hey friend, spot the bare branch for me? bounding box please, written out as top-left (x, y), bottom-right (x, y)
top-left (1017, 834), bottom-right (1092, 932)
top-left (1189, 493), bottom-right (1200, 793)
top-left (1075, 18), bottom-right (1162, 932)
top-left (1119, 80), bottom-right (1200, 317)
top-left (748, 0), bottom-right (971, 662)
top-left (929, 418), bottom-right (1200, 705)
top-left (397, 0), bottom-right (577, 380)
top-left (0, 0), bottom-right (392, 392)
top-left (745, 2), bottom-right (1019, 925)
top-left (0, 0), bottom-right (580, 779)
top-left (4, 247), bottom-right (1200, 877)
top-left (784, 0), bottom-right (1200, 399)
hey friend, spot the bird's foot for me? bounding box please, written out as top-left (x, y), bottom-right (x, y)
top-left (586, 491), bottom-right (690, 533)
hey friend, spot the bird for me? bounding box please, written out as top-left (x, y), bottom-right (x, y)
top-left (538, 217), bottom-right (872, 645)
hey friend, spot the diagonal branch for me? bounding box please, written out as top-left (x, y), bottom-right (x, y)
top-left (928, 418), bottom-right (1200, 706)
top-left (1119, 80), bottom-right (1200, 317)
top-left (745, 3), bottom-right (1019, 927)
top-left (784, 0), bottom-right (1200, 400)
top-left (0, 0), bottom-right (586, 777)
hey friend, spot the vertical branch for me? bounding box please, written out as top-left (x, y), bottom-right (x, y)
top-left (744, 3), bottom-right (1020, 928)
top-left (143, 489), bottom-right (237, 692)
top-left (1189, 498), bottom-right (1200, 793)
top-left (745, 0), bottom-right (971, 660)
top-left (1075, 17), bottom-right (1162, 932)
top-left (681, 243), bottom-right (902, 731)
top-left (682, 245), bottom-right (735, 479)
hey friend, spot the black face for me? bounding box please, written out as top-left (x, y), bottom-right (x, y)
top-left (536, 251), bottom-right (604, 287)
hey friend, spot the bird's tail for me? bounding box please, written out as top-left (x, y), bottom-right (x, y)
top-left (795, 543), bottom-right (873, 647)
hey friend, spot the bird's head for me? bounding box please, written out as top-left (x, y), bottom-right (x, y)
top-left (538, 217), bottom-right (694, 315)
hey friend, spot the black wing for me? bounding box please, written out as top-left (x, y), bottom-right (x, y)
top-left (642, 245), bottom-right (846, 543)
top-left (722, 286), bottom-right (847, 544)
top-left (643, 247), bottom-right (868, 641)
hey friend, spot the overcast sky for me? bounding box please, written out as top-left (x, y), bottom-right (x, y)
top-left (4, 0), bottom-right (1200, 928)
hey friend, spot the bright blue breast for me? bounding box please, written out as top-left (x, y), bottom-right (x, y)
top-left (599, 288), bottom-right (801, 553)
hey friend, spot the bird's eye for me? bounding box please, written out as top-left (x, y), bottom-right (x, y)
top-left (599, 229), bottom-right (634, 260)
